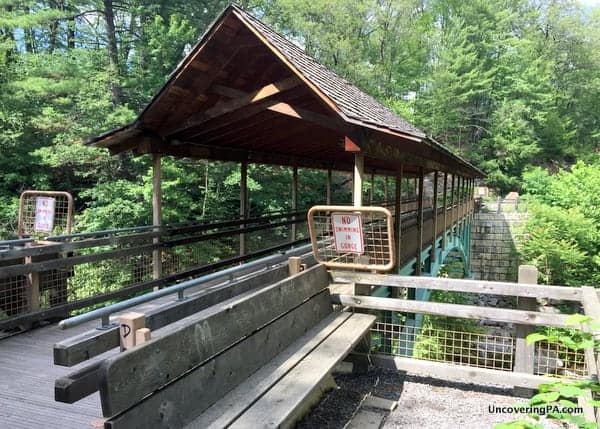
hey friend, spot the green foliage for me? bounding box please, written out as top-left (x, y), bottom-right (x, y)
top-left (498, 316), bottom-right (599, 429)
top-left (519, 161), bottom-right (600, 287)
top-left (0, 0), bottom-right (600, 238)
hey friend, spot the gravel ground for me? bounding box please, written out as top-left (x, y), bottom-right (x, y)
top-left (298, 368), bottom-right (563, 429)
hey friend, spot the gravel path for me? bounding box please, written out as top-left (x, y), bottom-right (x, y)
top-left (298, 368), bottom-right (562, 429)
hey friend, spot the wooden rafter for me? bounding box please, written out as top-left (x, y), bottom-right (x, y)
top-left (166, 76), bottom-right (301, 137)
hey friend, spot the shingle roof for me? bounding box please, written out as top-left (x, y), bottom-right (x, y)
top-left (233, 6), bottom-right (426, 139)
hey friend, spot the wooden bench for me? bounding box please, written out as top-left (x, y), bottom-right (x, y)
top-left (95, 264), bottom-right (375, 428)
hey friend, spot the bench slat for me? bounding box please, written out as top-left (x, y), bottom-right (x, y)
top-left (104, 289), bottom-right (333, 429)
top-left (99, 263), bottom-right (328, 417)
top-left (54, 265), bottom-right (296, 403)
top-left (229, 312), bottom-right (376, 429)
top-left (187, 311), bottom-right (353, 428)
top-left (54, 263), bottom-right (294, 367)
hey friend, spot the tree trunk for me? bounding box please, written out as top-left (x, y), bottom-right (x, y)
top-left (103, 0), bottom-right (122, 104)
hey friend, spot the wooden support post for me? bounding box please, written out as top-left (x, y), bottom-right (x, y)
top-left (352, 153), bottom-right (369, 296)
top-left (291, 165), bottom-right (298, 241)
top-left (384, 176), bottom-right (389, 205)
top-left (394, 166), bottom-right (403, 272)
top-left (152, 153), bottom-right (162, 285)
top-left (326, 168), bottom-right (332, 205)
top-left (119, 312), bottom-right (145, 351)
top-left (514, 265), bottom-right (538, 397)
top-left (416, 168), bottom-right (424, 276)
top-left (442, 173), bottom-right (448, 250)
top-left (25, 256), bottom-right (40, 312)
top-left (431, 171), bottom-right (439, 263)
top-left (240, 161), bottom-right (248, 256)
top-left (414, 178), bottom-right (417, 199)
top-left (370, 171), bottom-right (374, 205)
top-left (458, 176), bottom-right (464, 236)
top-left (288, 256), bottom-right (305, 276)
top-left (392, 167), bottom-right (403, 300)
top-left (353, 154), bottom-right (364, 207)
top-left (579, 286), bottom-right (600, 416)
top-left (451, 174), bottom-right (456, 235)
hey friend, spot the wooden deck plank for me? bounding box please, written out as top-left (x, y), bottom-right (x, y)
top-left (0, 267), bottom-right (273, 428)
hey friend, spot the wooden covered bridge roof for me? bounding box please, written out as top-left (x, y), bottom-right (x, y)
top-left (89, 4), bottom-right (483, 178)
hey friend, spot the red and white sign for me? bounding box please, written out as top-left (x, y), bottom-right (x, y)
top-left (34, 197), bottom-right (56, 232)
top-left (331, 212), bottom-right (364, 254)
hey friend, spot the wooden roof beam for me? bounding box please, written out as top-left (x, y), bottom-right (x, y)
top-left (166, 76), bottom-right (301, 137)
top-left (131, 138), bottom-right (371, 172)
top-left (266, 102), bottom-right (348, 134)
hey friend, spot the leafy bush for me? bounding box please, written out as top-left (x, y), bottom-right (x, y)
top-left (519, 161), bottom-right (600, 287)
top-left (497, 315), bottom-right (599, 429)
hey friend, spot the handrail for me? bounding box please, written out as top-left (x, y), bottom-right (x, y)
top-left (58, 242), bottom-right (313, 330)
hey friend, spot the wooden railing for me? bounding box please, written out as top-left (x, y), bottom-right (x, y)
top-left (0, 210), bottom-right (311, 331)
top-left (330, 266), bottom-right (600, 425)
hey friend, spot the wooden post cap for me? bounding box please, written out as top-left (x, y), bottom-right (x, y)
top-left (119, 312), bottom-right (146, 351)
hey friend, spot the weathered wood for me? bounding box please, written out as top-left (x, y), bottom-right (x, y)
top-left (415, 168), bottom-right (424, 275)
top-left (161, 216), bottom-right (304, 248)
top-left (53, 263), bottom-right (294, 366)
top-left (54, 362), bottom-right (102, 404)
top-left (0, 242), bottom-right (158, 279)
top-left (353, 152), bottom-right (364, 207)
top-left (201, 76), bottom-right (301, 121)
top-left (431, 171), bottom-right (438, 263)
top-left (152, 153), bottom-right (162, 282)
top-left (118, 312), bottom-right (145, 351)
top-left (6, 241), bottom-right (308, 331)
top-left (25, 255), bottom-right (41, 312)
top-left (329, 271), bottom-right (582, 301)
top-left (53, 262), bottom-right (314, 404)
top-left (577, 389), bottom-right (597, 425)
top-left (581, 286), bottom-right (600, 326)
top-left (103, 290), bottom-right (333, 428)
top-left (228, 313), bottom-right (376, 429)
top-left (188, 312), bottom-right (353, 428)
top-left (331, 294), bottom-right (571, 327)
top-left (291, 165), bottom-right (298, 240)
top-left (514, 265), bottom-right (537, 396)
top-left (450, 174), bottom-right (456, 233)
top-left (135, 328), bottom-right (151, 345)
top-left (371, 355), bottom-right (555, 389)
top-left (581, 285), bottom-right (600, 384)
top-left (394, 167), bottom-right (402, 275)
top-left (326, 168), bottom-right (332, 204)
top-left (99, 264), bottom-right (329, 417)
top-left (239, 160), bottom-right (247, 256)
top-left (288, 256), bottom-right (303, 276)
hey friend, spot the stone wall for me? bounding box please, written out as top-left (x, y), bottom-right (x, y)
top-left (470, 212), bottom-right (528, 283)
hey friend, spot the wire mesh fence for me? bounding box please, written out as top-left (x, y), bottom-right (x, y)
top-left (535, 340), bottom-right (587, 378)
top-left (308, 206), bottom-right (395, 271)
top-left (0, 274), bottom-right (29, 319)
top-left (0, 212), bottom-right (308, 329)
top-left (370, 312), bottom-right (587, 378)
